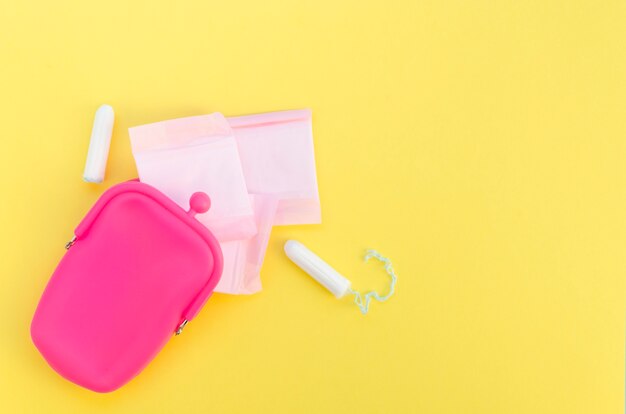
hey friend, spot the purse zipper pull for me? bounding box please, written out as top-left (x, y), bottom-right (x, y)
top-left (175, 319), bottom-right (188, 335)
top-left (65, 236), bottom-right (77, 250)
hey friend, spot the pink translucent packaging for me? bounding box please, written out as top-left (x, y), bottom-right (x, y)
top-left (215, 195), bottom-right (278, 294)
top-left (227, 109), bottom-right (321, 226)
top-left (31, 181), bottom-right (223, 392)
top-left (130, 109), bottom-right (321, 295)
top-left (129, 113), bottom-right (256, 242)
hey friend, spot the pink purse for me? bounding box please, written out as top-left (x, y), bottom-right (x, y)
top-left (30, 181), bottom-right (223, 392)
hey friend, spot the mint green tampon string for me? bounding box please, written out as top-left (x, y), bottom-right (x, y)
top-left (284, 240), bottom-right (397, 314)
top-left (348, 249), bottom-right (398, 314)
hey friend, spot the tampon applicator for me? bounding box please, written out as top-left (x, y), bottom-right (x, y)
top-left (284, 240), bottom-right (398, 314)
top-left (284, 240), bottom-right (351, 298)
top-left (83, 104), bottom-right (114, 183)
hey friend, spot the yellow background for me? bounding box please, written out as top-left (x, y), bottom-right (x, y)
top-left (0, 1), bottom-right (625, 412)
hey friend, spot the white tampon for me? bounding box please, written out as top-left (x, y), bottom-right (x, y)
top-left (83, 104), bottom-right (114, 183)
top-left (284, 240), bottom-right (351, 298)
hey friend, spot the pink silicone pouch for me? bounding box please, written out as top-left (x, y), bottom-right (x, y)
top-left (30, 181), bottom-right (223, 393)
top-left (226, 109), bottom-right (321, 226)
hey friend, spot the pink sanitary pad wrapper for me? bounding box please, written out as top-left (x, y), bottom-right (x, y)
top-left (215, 194), bottom-right (278, 294)
top-left (129, 113), bottom-right (256, 242)
top-left (130, 109), bottom-right (321, 295)
top-left (227, 109), bottom-right (321, 226)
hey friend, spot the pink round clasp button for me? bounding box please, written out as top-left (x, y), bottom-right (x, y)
top-left (188, 192), bottom-right (211, 217)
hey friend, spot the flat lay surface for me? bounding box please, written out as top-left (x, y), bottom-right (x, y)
top-left (1, 1), bottom-right (625, 413)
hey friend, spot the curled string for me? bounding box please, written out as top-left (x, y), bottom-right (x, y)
top-left (348, 249), bottom-right (397, 314)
